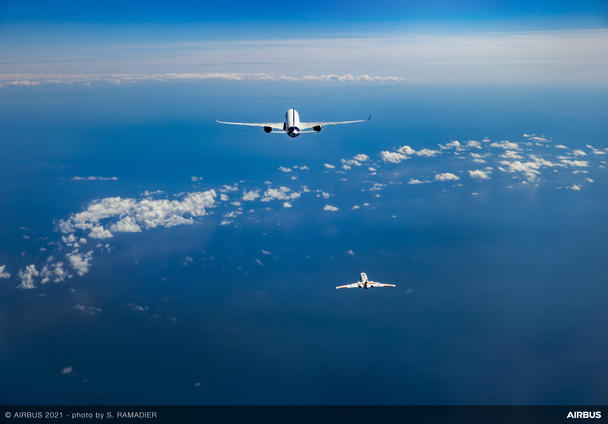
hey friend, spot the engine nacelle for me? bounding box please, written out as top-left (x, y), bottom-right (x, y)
top-left (313, 125), bottom-right (322, 132)
top-left (263, 126), bottom-right (272, 133)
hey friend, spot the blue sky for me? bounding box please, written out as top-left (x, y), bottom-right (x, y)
top-left (1, 0), bottom-right (607, 25)
top-left (1, 0), bottom-right (607, 85)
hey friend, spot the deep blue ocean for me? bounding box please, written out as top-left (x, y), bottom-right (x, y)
top-left (0, 82), bottom-right (607, 404)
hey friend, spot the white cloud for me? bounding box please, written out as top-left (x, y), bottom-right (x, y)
top-left (110, 216), bottom-right (142, 233)
top-left (261, 250), bottom-right (272, 255)
top-left (73, 304), bottom-right (103, 315)
top-left (261, 186), bottom-right (301, 202)
top-left (468, 169), bottom-right (491, 180)
top-left (415, 148), bottom-right (440, 157)
top-left (324, 163), bottom-right (336, 169)
top-left (440, 140), bottom-right (461, 150)
top-left (242, 189), bottom-right (260, 201)
top-left (585, 178), bottom-right (594, 183)
top-left (586, 145), bottom-right (606, 155)
top-left (71, 176), bottom-right (118, 181)
top-left (393, 145), bottom-right (439, 157)
top-left (397, 145), bottom-right (416, 155)
top-left (561, 159), bottom-right (589, 167)
top-left (17, 264), bottom-right (39, 289)
top-left (523, 134), bottom-right (549, 142)
top-left (0, 265), bottom-right (10, 279)
top-left (221, 184), bottom-right (238, 192)
top-left (568, 184), bottom-right (582, 191)
top-left (323, 204), bottom-right (339, 212)
top-left (341, 154), bottom-right (369, 167)
top-left (60, 366), bottom-right (74, 375)
top-left (67, 250), bottom-right (93, 277)
top-left (40, 261), bottom-right (69, 284)
top-left (555, 144), bottom-right (567, 149)
top-left (89, 226), bottom-right (113, 239)
top-left (128, 303), bottom-right (149, 312)
top-left (0, 73), bottom-right (406, 87)
top-left (282, 201), bottom-right (293, 208)
top-left (501, 150), bottom-right (523, 159)
top-left (380, 151), bottom-right (407, 164)
top-left (59, 190), bottom-right (217, 238)
top-left (278, 166), bottom-right (292, 173)
top-left (408, 178), bottom-right (429, 184)
top-left (347, 249), bottom-right (355, 256)
top-left (499, 160), bottom-right (540, 181)
top-left (435, 172), bottom-right (460, 181)
top-left (572, 149), bottom-right (587, 156)
top-left (491, 140), bottom-right (519, 150)
top-left (466, 140), bottom-right (482, 149)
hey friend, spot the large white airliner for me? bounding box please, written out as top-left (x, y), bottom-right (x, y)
top-left (336, 273), bottom-right (396, 290)
top-left (217, 108), bottom-right (370, 138)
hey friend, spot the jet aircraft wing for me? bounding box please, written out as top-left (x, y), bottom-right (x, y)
top-left (367, 282), bottom-right (397, 288)
top-left (336, 283), bottom-right (361, 289)
top-left (300, 115), bottom-right (371, 130)
top-left (215, 120), bottom-right (285, 130)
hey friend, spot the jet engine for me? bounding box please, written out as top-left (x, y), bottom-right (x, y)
top-left (313, 125), bottom-right (322, 132)
top-left (263, 126), bottom-right (272, 133)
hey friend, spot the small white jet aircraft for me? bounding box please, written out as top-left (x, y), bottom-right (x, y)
top-left (336, 273), bottom-right (396, 290)
top-left (217, 108), bottom-right (370, 138)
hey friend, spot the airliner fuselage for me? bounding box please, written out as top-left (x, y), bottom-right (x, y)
top-left (285, 108), bottom-right (301, 138)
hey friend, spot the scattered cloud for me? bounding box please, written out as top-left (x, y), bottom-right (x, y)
top-left (435, 172), bottom-right (460, 181)
top-left (323, 204), bottom-right (339, 212)
top-left (73, 304), bottom-right (103, 315)
top-left (491, 140), bottom-right (519, 150)
top-left (560, 159), bottom-right (589, 167)
top-left (242, 189), bottom-right (260, 201)
top-left (408, 178), bottom-right (430, 184)
top-left (0, 73), bottom-right (406, 88)
top-left (17, 264), bottom-right (39, 289)
top-left (468, 169), bottom-right (491, 180)
top-left (59, 190), bottom-right (217, 239)
top-left (67, 250), bottom-right (93, 277)
top-left (261, 186), bottom-right (301, 202)
top-left (380, 151), bottom-right (407, 164)
top-left (128, 303), bottom-right (149, 312)
top-left (71, 176), bottom-right (118, 181)
top-left (41, 260), bottom-right (69, 283)
top-left (60, 366), bottom-right (74, 375)
top-left (0, 265), bottom-right (10, 279)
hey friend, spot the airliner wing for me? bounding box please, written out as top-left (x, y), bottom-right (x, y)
top-left (300, 115), bottom-right (371, 130)
top-left (367, 282), bottom-right (396, 288)
top-left (336, 283), bottom-right (360, 289)
top-left (216, 120), bottom-right (285, 130)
